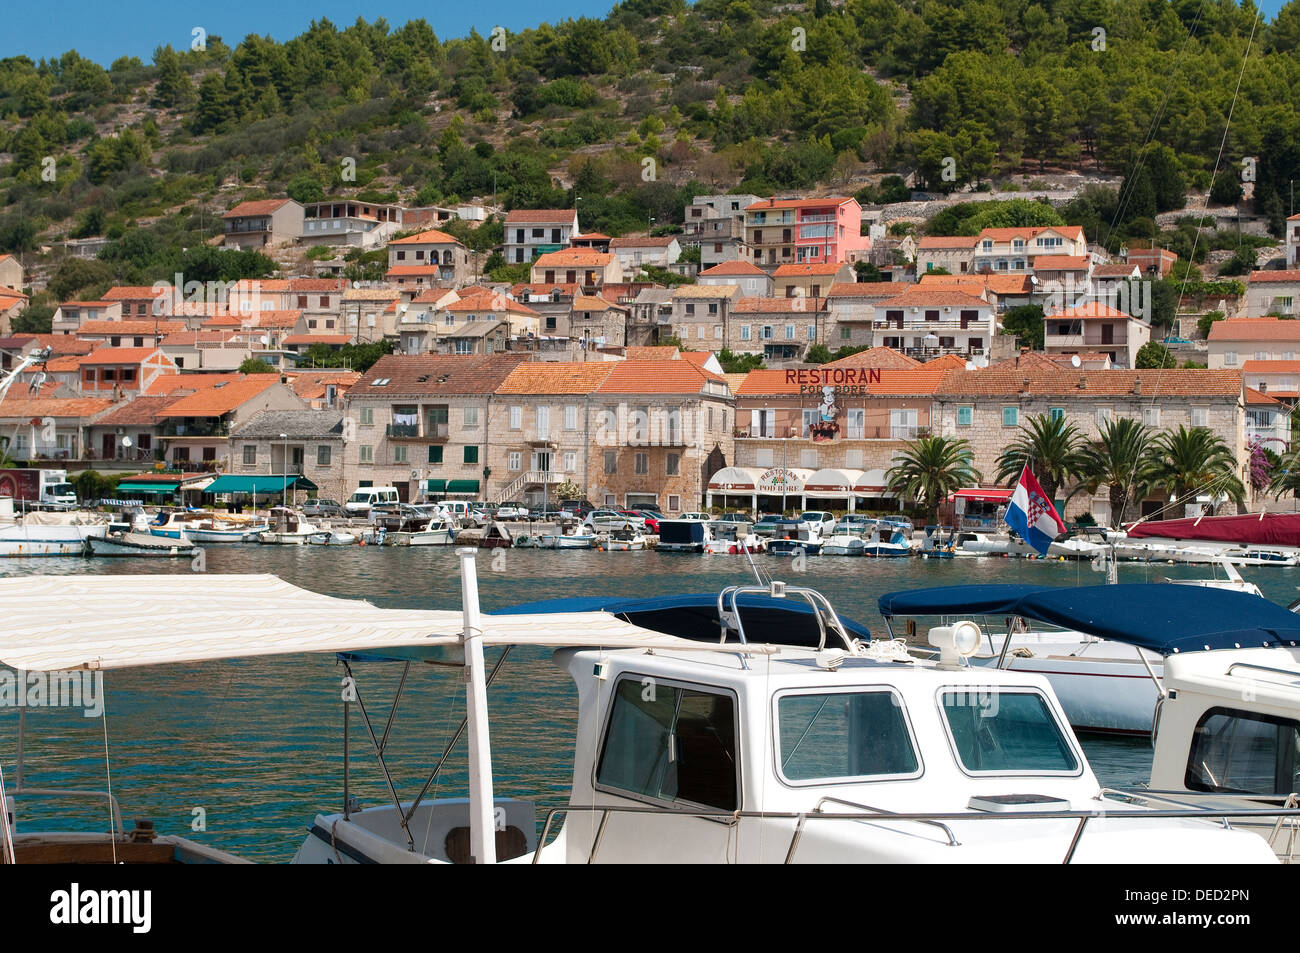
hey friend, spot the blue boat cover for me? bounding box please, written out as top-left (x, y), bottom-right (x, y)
top-left (879, 583), bottom-right (1300, 655)
top-left (494, 592), bottom-right (872, 645)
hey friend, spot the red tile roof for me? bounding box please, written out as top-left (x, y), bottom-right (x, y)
top-left (608, 236), bottom-right (677, 248)
top-left (80, 347), bottom-right (167, 365)
top-left (1247, 387), bottom-right (1281, 405)
top-left (25, 335), bottom-right (99, 356)
top-left (102, 286), bottom-right (170, 300)
top-left (1248, 269), bottom-right (1300, 283)
top-left (1093, 263), bottom-right (1142, 278)
top-left (145, 373), bottom-right (241, 395)
top-left (1051, 303), bottom-right (1135, 320)
top-left (386, 265), bottom-right (443, 277)
top-left (877, 286), bottom-right (991, 309)
top-left (918, 236), bottom-right (980, 249)
top-left (596, 360), bottom-right (724, 394)
top-left (533, 249), bottom-right (617, 267)
top-left (1208, 319), bottom-right (1300, 342)
top-left (773, 262), bottom-right (849, 277)
top-left (223, 199), bottom-right (294, 218)
top-left (157, 376), bottom-right (283, 417)
top-left (825, 347), bottom-right (922, 369)
top-left (77, 320), bottom-right (186, 336)
top-left (733, 296), bottom-right (828, 313)
top-left (936, 367), bottom-right (1243, 398)
top-left (623, 346), bottom-right (682, 361)
top-left (925, 353), bottom-right (971, 370)
top-left (0, 396), bottom-right (115, 418)
top-left (978, 225), bottom-right (1085, 242)
top-left (1033, 255), bottom-right (1090, 270)
top-left (388, 229), bottom-right (461, 245)
top-left (699, 261), bottom-right (767, 277)
top-left (93, 394), bottom-right (187, 426)
top-left (745, 197), bottom-right (854, 211)
top-left (287, 371), bottom-right (362, 400)
top-left (1242, 360), bottom-right (1300, 372)
top-left (504, 209), bottom-right (577, 224)
top-left (827, 281), bottom-right (902, 297)
top-left (496, 362), bottom-right (616, 394)
top-left (348, 354), bottom-right (529, 397)
top-left (282, 334), bottom-right (353, 346)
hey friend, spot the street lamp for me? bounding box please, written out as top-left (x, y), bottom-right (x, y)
top-left (280, 433), bottom-right (289, 507)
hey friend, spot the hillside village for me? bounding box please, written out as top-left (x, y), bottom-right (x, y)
top-left (2, 188), bottom-right (1299, 525)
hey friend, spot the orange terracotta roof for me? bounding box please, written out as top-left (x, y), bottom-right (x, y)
top-left (0, 396), bottom-right (115, 417)
top-left (223, 199), bottom-right (293, 218)
top-left (1093, 263), bottom-right (1141, 277)
top-left (1051, 303), bottom-right (1135, 320)
top-left (1208, 319), bottom-right (1300, 342)
top-left (157, 376), bottom-right (282, 417)
top-left (1242, 360), bottom-right (1300, 372)
top-left (877, 286), bottom-right (991, 308)
top-left (496, 361), bottom-right (616, 394)
top-left (623, 346), bottom-right (681, 361)
top-left (828, 281), bottom-right (904, 297)
top-left (24, 335), bottom-right (99, 355)
top-left (925, 353), bottom-right (970, 370)
top-left (1034, 255), bottom-right (1090, 270)
top-left (534, 249), bottom-right (616, 267)
top-left (1247, 387), bottom-right (1281, 405)
top-left (509, 283), bottom-right (580, 299)
top-left (202, 310), bottom-right (301, 329)
top-left (159, 331), bottom-right (239, 347)
top-left (608, 236), bottom-right (676, 248)
top-left (937, 367), bottom-right (1242, 398)
top-left (287, 371), bottom-right (362, 400)
top-left (388, 229), bottom-right (460, 245)
top-left (572, 294), bottom-right (622, 311)
top-left (145, 373), bottom-right (240, 395)
top-left (286, 278), bottom-right (347, 292)
top-left (1249, 269), bottom-right (1300, 283)
top-left (386, 265), bottom-right (444, 277)
top-left (699, 261), bottom-right (767, 276)
top-left (410, 288), bottom-right (459, 304)
top-left (745, 197), bottom-right (854, 211)
top-left (45, 354), bottom-right (93, 372)
top-left (93, 394), bottom-right (187, 426)
top-left (773, 263), bottom-right (849, 277)
top-left (446, 292), bottom-right (538, 316)
top-left (102, 286), bottom-right (170, 300)
top-left (825, 347), bottom-right (922, 369)
top-left (282, 334), bottom-right (352, 345)
top-left (736, 367), bottom-right (944, 396)
top-left (978, 225), bottom-right (1085, 242)
top-left (504, 209), bottom-right (577, 223)
top-left (77, 320), bottom-right (186, 336)
top-left (595, 360), bottom-right (723, 394)
top-left (80, 347), bottom-right (166, 365)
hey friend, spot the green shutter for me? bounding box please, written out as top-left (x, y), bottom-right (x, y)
top-left (957, 406), bottom-right (972, 427)
top-left (428, 445), bottom-right (443, 464)
top-left (463, 445), bottom-right (479, 464)
top-left (1002, 407), bottom-right (1019, 427)
top-left (1050, 407), bottom-right (1065, 422)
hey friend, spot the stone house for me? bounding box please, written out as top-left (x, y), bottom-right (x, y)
top-left (229, 409), bottom-right (348, 502)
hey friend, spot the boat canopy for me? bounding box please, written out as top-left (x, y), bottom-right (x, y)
top-left (0, 574), bottom-right (776, 672)
top-left (494, 591), bottom-right (871, 647)
top-left (879, 583), bottom-right (1300, 655)
top-left (1125, 512), bottom-right (1300, 547)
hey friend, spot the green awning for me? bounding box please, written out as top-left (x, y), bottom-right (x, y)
top-left (426, 479), bottom-right (447, 493)
top-left (446, 479), bottom-right (480, 493)
top-left (205, 475), bottom-right (319, 495)
top-left (116, 481), bottom-right (179, 495)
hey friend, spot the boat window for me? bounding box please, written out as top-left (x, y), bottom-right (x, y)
top-left (596, 677), bottom-right (738, 811)
top-left (1185, 707), bottom-right (1300, 797)
top-left (776, 690), bottom-right (919, 783)
top-left (940, 690), bottom-right (1079, 774)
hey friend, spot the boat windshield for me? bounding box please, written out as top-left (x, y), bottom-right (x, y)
top-left (940, 690), bottom-right (1080, 775)
top-left (776, 690), bottom-right (919, 782)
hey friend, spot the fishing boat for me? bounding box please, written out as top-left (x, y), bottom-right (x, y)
top-left (703, 522), bottom-right (763, 554)
top-left (863, 525), bottom-right (913, 557)
top-left (88, 531), bottom-right (199, 558)
top-left (656, 519), bottom-right (712, 553)
top-left (604, 528), bottom-right (647, 551)
top-left (146, 509), bottom-right (201, 539)
top-left (921, 525), bottom-right (957, 559)
top-left (0, 510), bottom-right (108, 557)
top-left (767, 523), bottom-right (823, 557)
top-left (821, 524), bottom-right (866, 556)
top-left (537, 530), bottom-right (596, 549)
top-left (257, 507), bottom-right (321, 545)
top-left (375, 508), bottom-right (456, 546)
top-left (0, 566), bottom-right (1293, 864)
top-left (185, 517), bottom-right (269, 543)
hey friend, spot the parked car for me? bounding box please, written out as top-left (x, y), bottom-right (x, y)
top-left (584, 509), bottom-right (643, 531)
top-left (798, 511), bottom-right (838, 537)
top-left (344, 486), bottom-right (400, 515)
top-left (495, 501), bottom-right (529, 519)
top-left (560, 499), bottom-right (595, 519)
top-left (530, 503), bottom-right (565, 520)
top-left (712, 511), bottom-right (751, 525)
top-left (751, 513), bottom-right (787, 538)
top-left (302, 499), bottom-right (342, 518)
top-left (625, 510), bottom-right (660, 533)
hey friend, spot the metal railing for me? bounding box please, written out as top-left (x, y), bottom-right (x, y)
top-left (530, 800), bottom-right (1300, 864)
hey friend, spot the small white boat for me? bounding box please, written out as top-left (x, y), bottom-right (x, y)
top-left (0, 518), bottom-right (108, 556)
top-left (604, 529), bottom-right (646, 551)
top-left (257, 507), bottom-right (321, 545)
top-left (703, 522), bottom-right (763, 554)
top-left (185, 519), bottom-right (269, 543)
top-left (538, 532), bottom-right (596, 549)
top-left (822, 525), bottom-right (866, 556)
top-left (145, 509), bottom-right (198, 539)
top-left (307, 531), bottom-right (358, 546)
top-left (862, 526), bottom-right (912, 558)
top-left (89, 532), bottom-right (199, 558)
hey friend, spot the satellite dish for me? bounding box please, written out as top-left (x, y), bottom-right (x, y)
top-left (121, 436), bottom-right (133, 449)
top-left (261, 335), bottom-right (270, 346)
top-left (964, 361), bottom-right (977, 371)
top-left (1071, 355), bottom-right (1082, 368)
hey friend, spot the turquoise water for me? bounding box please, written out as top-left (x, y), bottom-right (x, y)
top-left (1, 547), bottom-right (1294, 861)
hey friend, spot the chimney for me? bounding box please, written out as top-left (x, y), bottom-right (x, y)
top-left (1078, 375), bottom-right (1087, 389)
top-left (1132, 376), bottom-right (1141, 395)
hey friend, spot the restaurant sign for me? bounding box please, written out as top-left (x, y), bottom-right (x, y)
top-left (785, 367), bottom-right (881, 395)
top-left (757, 467), bottom-right (804, 492)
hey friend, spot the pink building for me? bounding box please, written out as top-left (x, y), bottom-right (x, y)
top-left (743, 197), bottom-right (870, 268)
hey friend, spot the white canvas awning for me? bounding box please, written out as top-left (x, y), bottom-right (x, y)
top-left (0, 574), bottom-right (775, 672)
top-left (803, 468), bottom-right (865, 497)
top-left (707, 466), bottom-right (763, 491)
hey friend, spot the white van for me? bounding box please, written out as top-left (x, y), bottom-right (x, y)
top-left (345, 486), bottom-right (400, 515)
top-left (437, 500), bottom-right (471, 522)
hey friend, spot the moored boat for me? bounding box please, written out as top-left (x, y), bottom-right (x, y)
top-left (88, 531), bottom-right (199, 558)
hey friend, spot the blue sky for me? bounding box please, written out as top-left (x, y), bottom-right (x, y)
top-left (0, 1), bottom-right (619, 64)
top-left (3, 1), bottom-right (1289, 65)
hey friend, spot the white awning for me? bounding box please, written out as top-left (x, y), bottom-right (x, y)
top-left (803, 468), bottom-right (865, 497)
top-left (707, 466), bottom-right (763, 492)
top-left (853, 468), bottom-right (892, 495)
top-left (0, 574), bottom-right (775, 672)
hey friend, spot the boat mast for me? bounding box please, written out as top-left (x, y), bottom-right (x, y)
top-left (457, 547), bottom-right (497, 864)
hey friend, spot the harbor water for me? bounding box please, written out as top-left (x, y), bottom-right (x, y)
top-left (2, 547), bottom-right (1296, 862)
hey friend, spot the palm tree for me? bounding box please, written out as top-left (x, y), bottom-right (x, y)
top-left (1077, 417), bottom-right (1152, 527)
top-left (1144, 425), bottom-right (1245, 518)
top-left (886, 435), bottom-right (982, 527)
top-left (994, 413), bottom-right (1087, 503)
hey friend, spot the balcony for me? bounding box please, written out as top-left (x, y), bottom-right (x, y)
top-left (1045, 334), bottom-right (1086, 349)
top-left (160, 421), bottom-right (230, 438)
top-left (386, 423), bottom-right (420, 438)
top-left (735, 426), bottom-right (931, 442)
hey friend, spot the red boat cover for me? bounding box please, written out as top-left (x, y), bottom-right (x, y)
top-left (1125, 512), bottom-right (1300, 547)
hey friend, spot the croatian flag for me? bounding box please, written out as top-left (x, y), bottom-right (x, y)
top-left (1005, 465), bottom-right (1065, 557)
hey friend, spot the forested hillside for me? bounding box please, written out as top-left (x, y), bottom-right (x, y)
top-left (1, 0), bottom-right (1298, 305)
